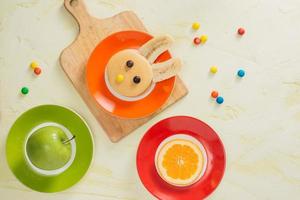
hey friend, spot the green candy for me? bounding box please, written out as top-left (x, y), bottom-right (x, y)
top-left (21, 87), bottom-right (29, 95)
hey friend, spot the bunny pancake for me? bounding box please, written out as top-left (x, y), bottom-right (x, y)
top-left (106, 49), bottom-right (154, 97)
top-left (106, 35), bottom-right (182, 98)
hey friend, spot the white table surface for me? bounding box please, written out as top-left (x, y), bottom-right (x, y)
top-left (1, 0), bottom-right (300, 199)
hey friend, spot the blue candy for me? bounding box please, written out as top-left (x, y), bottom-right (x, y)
top-left (237, 69), bottom-right (245, 77)
top-left (216, 96), bottom-right (224, 104)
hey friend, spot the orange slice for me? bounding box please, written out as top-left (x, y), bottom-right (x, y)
top-left (156, 139), bottom-right (205, 186)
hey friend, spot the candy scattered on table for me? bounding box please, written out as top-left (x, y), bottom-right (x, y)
top-left (193, 35), bottom-right (208, 45)
top-left (237, 69), bottom-right (245, 77)
top-left (216, 96), bottom-right (224, 104)
top-left (21, 87), bottom-right (29, 95)
top-left (192, 22), bottom-right (200, 30)
top-left (237, 27), bottom-right (245, 35)
top-left (210, 66), bottom-right (218, 74)
top-left (30, 61), bottom-right (39, 69)
top-left (211, 91), bottom-right (219, 98)
top-left (116, 74), bottom-right (124, 83)
top-left (34, 67), bottom-right (42, 75)
top-left (188, 23), bottom-right (247, 106)
top-left (200, 35), bottom-right (208, 43)
top-left (193, 37), bottom-right (201, 45)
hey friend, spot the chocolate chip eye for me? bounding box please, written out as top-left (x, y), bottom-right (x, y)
top-left (133, 76), bottom-right (141, 84)
top-left (126, 60), bottom-right (134, 68)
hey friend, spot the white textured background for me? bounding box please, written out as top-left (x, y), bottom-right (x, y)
top-left (1, 0), bottom-right (300, 199)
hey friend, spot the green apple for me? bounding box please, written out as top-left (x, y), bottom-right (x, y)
top-left (26, 126), bottom-right (74, 170)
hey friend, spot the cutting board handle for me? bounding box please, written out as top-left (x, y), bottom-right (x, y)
top-left (64, 0), bottom-right (91, 27)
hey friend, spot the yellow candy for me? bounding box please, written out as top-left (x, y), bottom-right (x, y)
top-left (30, 61), bottom-right (39, 69)
top-left (210, 66), bottom-right (218, 74)
top-left (192, 22), bottom-right (200, 30)
top-left (200, 35), bottom-right (208, 43)
top-left (116, 74), bottom-right (124, 83)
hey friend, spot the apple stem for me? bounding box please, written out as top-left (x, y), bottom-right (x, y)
top-left (63, 135), bottom-right (76, 144)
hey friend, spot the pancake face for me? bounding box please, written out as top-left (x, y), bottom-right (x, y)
top-left (106, 49), bottom-right (153, 97)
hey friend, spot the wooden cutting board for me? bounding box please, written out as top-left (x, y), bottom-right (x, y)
top-left (60, 0), bottom-right (188, 142)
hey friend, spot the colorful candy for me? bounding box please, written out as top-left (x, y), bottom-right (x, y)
top-left (237, 28), bottom-right (245, 35)
top-left (192, 22), bottom-right (200, 30)
top-left (237, 69), bottom-right (245, 77)
top-left (193, 37), bottom-right (201, 45)
top-left (211, 91), bottom-right (219, 98)
top-left (30, 61), bottom-right (38, 69)
top-left (116, 74), bottom-right (124, 83)
top-left (194, 35), bottom-right (208, 45)
top-left (210, 66), bottom-right (218, 74)
top-left (21, 87), bottom-right (29, 95)
top-left (34, 67), bottom-right (42, 75)
top-left (30, 61), bottom-right (42, 76)
top-left (200, 35), bottom-right (208, 43)
top-left (216, 96), bottom-right (224, 104)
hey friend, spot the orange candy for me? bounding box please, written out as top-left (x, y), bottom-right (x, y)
top-left (34, 67), bottom-right (42, 75)
top-left (238, 27), bottom-right (245, 35)
top-left (211, 91), bottom-right (219, 98)
top-left (193, 37), bottom-right (201, 45)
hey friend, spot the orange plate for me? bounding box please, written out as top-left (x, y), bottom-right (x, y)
top-left (86, 31), bottom-right (175, 119)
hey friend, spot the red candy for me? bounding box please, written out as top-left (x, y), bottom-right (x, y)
top-left (211, 91), bottom-right (219, 98)
top-left (193, 37), bottom-right (201, 45)
top-left (34, 67), bottom-right (42, 75)
top-left (237, 28), bottom-right (245, 35)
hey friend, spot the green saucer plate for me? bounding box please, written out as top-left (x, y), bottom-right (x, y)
top-left (6, 105), bottom-right (94, 193)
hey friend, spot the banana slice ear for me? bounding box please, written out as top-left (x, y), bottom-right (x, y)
top-left (152, 58), bottom-right (182, 82)
top-left (139, 35), bottom-right (174, 64)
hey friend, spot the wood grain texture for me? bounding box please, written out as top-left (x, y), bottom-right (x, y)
top-left (60, 0), bottom-right (188, 142)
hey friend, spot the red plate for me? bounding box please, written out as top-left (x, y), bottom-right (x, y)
top-left (136, 116), bottom-right (226, 200)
